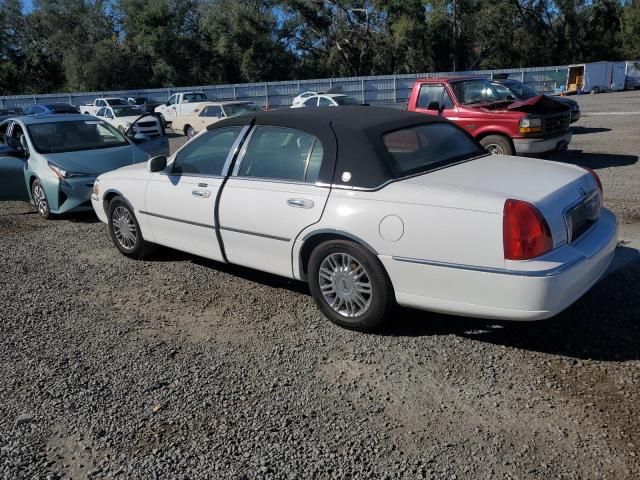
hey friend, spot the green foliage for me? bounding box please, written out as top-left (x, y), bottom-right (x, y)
top-left (0, 0), bottom-right (638, 95)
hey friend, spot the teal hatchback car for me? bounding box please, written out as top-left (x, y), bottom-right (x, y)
top-left (0, 114), bottom-right (169, 219)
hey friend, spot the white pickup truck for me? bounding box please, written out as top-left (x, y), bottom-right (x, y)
top-left (154, 91), bottom-right (209, 125)
top-left (81, 97), bottom-right (129, 116)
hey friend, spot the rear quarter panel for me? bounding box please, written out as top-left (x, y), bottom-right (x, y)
top-left (296, 182), bottom-right (505, 277)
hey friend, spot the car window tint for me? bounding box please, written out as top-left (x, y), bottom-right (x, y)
top-left (168, 95), bottom-right (177, 105)
top-left (172, 127), bottom-right (242, 176)
top-left (304, 140), bottom-right (323, 183)
top-left (238, 126), bottom-right (318, 182)
top-left (303, 97), bottom-right (318, 107)
top-left (318, 97), bottom-right (333, 107)
top-left (201, 106), bottom-right (222, 117)
top-left (0, 121), bottom-right (9, 143)
top-left (383, 123), bottom-right (484, 176)
top-left (417, 84), bottom-right (454, 109)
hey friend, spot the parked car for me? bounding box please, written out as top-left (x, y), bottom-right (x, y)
top-left (81, 97), bottom-right (129, 116)
top-left (0, 107), bottom-right (23, 122)
top-left (95, 105), bottom-right (164, 138)
top-left (291, 93), bottom-right (364, 108)
top-left (491, 75), bottom-right (581, 123)
top-left (0, 114), bottom-right (169, 218)
top-left (154, 91), bottom-right (209, 125)
top-left (90, 107), bottom-right (616, 331)
top-left (127, 97), bottom-right (162, 113)
top-left (291, 91), bottom-right (323, 107)
top-left (171, 101), bottom-right (262, 138)
top-left (407, 76), bottom-right (572, 156)
top-left (22, 103), bottom-right (80, 116)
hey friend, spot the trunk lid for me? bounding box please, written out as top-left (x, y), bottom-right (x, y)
top-left (404, 154), bottom-right (600, 246)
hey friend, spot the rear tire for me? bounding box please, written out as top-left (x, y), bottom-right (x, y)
top-left (308, 240), bottom-right (394, 332)
top-left (107, 197), bottom-right (154, 259)
top-left (480, 134), bottom-right (514, 156)
top-left (185, 125), bottom-right (196, 138)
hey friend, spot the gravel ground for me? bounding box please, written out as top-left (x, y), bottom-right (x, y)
top-left (1, 91), bottom-right (639, 479)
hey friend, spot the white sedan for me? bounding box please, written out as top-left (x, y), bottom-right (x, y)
top-left (95, 105), bottom-right (164, 138)
top-left (91, 107), bottom-right (617, 331)
top-left (291, 93), bottom-right (363, 108)
top-left (291, 91), bottom-right (322, 107)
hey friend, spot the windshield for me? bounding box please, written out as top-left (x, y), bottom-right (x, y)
top-left (27, 120), bottom-right (130, 154)
top-left (113, 106), bottom-right (146, 117)
top-left (334, 96), bottom-right (360, 105)
top-left (383, 123), bottom-right (485, 176)
top-left (501, 80), bottom-right (539, 99)
top-left (183, 93), bottom-right (208, 103)
top-left (106, 98), bottom-right (128, 106)
top-left (450, 79), bottom-right (513, 105)
top-left (223, 103), bottom-right (261, 116)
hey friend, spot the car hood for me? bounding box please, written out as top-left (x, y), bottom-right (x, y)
top-left (480, 95), bottom-right (570, 113)
top-left (44, 145), bottom-right (149, 176)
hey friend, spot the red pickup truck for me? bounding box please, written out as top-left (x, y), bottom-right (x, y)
top-left (406, 76), bottom-right (572, 156)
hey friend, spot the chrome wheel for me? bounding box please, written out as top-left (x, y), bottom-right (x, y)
top-left (318, 253), bottom-right (372, 318)
top-left (186, 126), bottom-right (195, 138)
top-left (484, 143), bottom-right (504, 155)
top-left (32, 184), bottom-right (49, 217)
top-left (111, 206), bottom-right (137, 250)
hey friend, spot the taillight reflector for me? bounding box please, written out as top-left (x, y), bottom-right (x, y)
top-left (503, 199), bottom-right (553, 260)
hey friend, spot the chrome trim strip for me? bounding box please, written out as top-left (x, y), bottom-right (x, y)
top-left (226, 176), bottom-right (331, 188)
top-left (221, 125), bottom-right (250, 177)
top-left (219, 225), bottom-right (290, 242)
top-left (139, 210), bottom-right (214, 230)
top-left (231, 125), bottom-right (258, 177)
top-left (391, 255), bottom-right (585, 277)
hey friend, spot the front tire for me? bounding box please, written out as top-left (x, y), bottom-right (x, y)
top-left (107, 197), bottom-right (154, 259)
top-left (308, 240), bottom-right (394, 332)
top-left (185, 125), bottom-right (196, 138)
top-left (480, 134), bottom-right (514, 156)
top-left (31, 179), bottom-right (53, 220)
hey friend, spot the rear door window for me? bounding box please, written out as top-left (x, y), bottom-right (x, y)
top-left (237, 126), bottom-right (320, 183)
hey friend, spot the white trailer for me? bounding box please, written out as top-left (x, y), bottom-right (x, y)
top-left (566, 61), bottom-right (627, 94)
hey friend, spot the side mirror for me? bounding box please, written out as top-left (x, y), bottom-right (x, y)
top-left (165, 101), bottom-right (171, 106)
top-left (148, 155), bottom-right (167, 173)
top-left (427, 101), bottom-right (443, 111)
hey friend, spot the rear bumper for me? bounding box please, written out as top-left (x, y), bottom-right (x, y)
top-left (513, 132), bottom-right (572, 154)
top-left (381, 209), bottom-right (617, 321)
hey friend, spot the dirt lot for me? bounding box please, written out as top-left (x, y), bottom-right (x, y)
top-left (1, 91), bottom-right (639, 479)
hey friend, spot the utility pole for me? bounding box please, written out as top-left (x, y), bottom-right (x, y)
top-left (452, 0), bottom-right (457, 72)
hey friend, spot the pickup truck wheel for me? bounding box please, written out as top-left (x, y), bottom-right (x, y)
top-left (107, 197), bottom-right (154, 259)
top-left (308, 240), bottom-right (394, 332)
top-left (591, 86), bottom-right (600, 94)
top-left (480, 135), bottom-right (514, 156)
top-left (185, 125), bottom-right (196, 138)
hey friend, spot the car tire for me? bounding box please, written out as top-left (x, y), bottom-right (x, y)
top-left (185, 125), bottom-right (196, 138)
top-left (31, 179), bottom-right (54, 220)
top-left (591, 86), bottom-right (600, 94)
top-left (308, 240), bottom-right (394, 332)
top-left (107, 197), bottom-right (154, 259)
top-left (480, 135), bottom-right (514, 156)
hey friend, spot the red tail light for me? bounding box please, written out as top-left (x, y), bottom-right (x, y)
top-left (503, 199), bottom-right (553, 260)
top-left (583, 167), bottom-right (603, 194)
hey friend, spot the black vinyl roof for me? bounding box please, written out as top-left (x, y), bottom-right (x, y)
top-left (209, 106), bottom-right (452, 189)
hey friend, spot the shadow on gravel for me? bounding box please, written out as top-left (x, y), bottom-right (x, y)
top-left (548, 150), bottom-right (638, 169)
top-left (570, 126), bottom-right (612, 135)
top-left (380, 256), bottom-right (640, 362)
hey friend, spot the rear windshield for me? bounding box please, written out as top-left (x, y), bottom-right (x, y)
top-left (334, 96), bottom-right (360, 105)
top-left (183, 93), bottom-right (208, 103)
top-left (113, 106), bottom-right (146, 117)
top-left (27, 120), bottom-right (130, 154)
top-left (106, 98), bottom-right (128, 106)
top-left (223, 103), bottom-right (261, 117)
top-left (383, 123), bottom-right (484, 176)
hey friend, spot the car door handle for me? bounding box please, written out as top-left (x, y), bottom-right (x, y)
top-left (287, 198), bottom-right (314, 209)
top-left (192, 189), bottom-right (211, 198)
